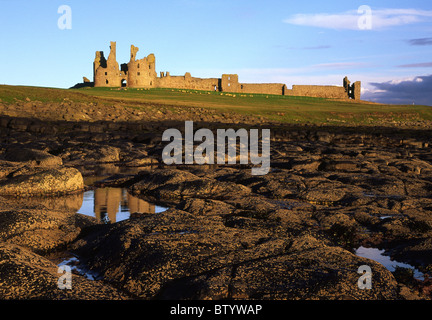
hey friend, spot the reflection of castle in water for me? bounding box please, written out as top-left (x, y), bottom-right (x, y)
top-left (94, 188), bottom-right (155, 223)
top-left (19, 185), bottom-right (159, 223)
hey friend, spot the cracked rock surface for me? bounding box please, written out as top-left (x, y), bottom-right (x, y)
top-left (1, 109), bottom-right (432, 299)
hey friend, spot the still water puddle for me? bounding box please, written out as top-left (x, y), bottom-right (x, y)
top-left (58, 256), bottom-right (102, 281)
top-left (22, 185), bottom-right (168, 223)
top-left (77, 187), bottom-right (168, 223)
top-left (36, 171), bottom-right (168, 278)
top-left (355, 246), bottom-right (424, 280)
top-left (54, 185), bottom-right (168, 279)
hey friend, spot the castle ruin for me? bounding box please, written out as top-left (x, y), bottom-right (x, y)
top-left (92, 42), bottom-right (361, 100)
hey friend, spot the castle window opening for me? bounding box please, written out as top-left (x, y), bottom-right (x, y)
top-left (138, 72), bottom-right (140, 76)
top-left (138, 63), bottom-right (140, 69)
top-left (105, 72), bottom-right (107, 76)
top-left (106, 79), bottom-right (109, 84)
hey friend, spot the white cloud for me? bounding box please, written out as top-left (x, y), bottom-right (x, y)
top-left (284, 8), bottom-right (432, 30)
top-left (311, 62), bottom-right (368, 69)
top-left (361, 87), bottom-right (387, 95)
top-left (398, 62), bottom-right (432, 68)
top-left (387, 76), bottom-right (422, 84)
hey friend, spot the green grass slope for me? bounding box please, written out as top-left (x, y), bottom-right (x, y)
top-left (1, 85), bottom-right (431, 126)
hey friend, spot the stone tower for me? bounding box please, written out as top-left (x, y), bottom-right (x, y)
top-left (94, 41), bottom-right (124, 87)
top-left (127, 45), bottom-right (157, 88)
top-left (343, 76), bottom-right (361, 100)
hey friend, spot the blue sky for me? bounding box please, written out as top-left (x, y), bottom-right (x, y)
top-left (1, 0), bottom-right (432, 105)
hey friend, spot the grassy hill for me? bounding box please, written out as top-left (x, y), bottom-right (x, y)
top-left (1, 85), bottom-right (431, 126)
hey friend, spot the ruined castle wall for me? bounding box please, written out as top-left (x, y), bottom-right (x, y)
top-left (285, 85), bottom-right (347, 99)
top-left (238, 83), bottom-right (286, 95)
top-left (155, 73), bottom-right (220, 91)
top-left (91, 43), bottom-right (361, 101)
top-left (221, 74), bottom-right (240, 92)
top-left (94, 65), bottom-right (123, 87)
top-left (353, 81), bottom-right (361, 100)
top-left (94, 41), bottom-right (123, 87)
top-left (220, 75), bottom-right (285, 95)
top-left (127, 53), bottom-right (157, 88)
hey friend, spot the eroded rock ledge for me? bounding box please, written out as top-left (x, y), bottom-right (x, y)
top-left (70, 208), bottom-right (400, 300)
top-left (1, 119), bottom-right (432, 300)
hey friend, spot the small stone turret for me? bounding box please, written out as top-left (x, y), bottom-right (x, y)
top-left (344, 76), bottom-right (361, 100)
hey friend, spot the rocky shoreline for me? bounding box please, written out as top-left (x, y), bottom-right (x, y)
top-left (1, 103), bottom-right (432, 300)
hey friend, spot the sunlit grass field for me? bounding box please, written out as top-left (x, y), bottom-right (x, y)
top-left (1, 85), bottom-right (431, 125)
